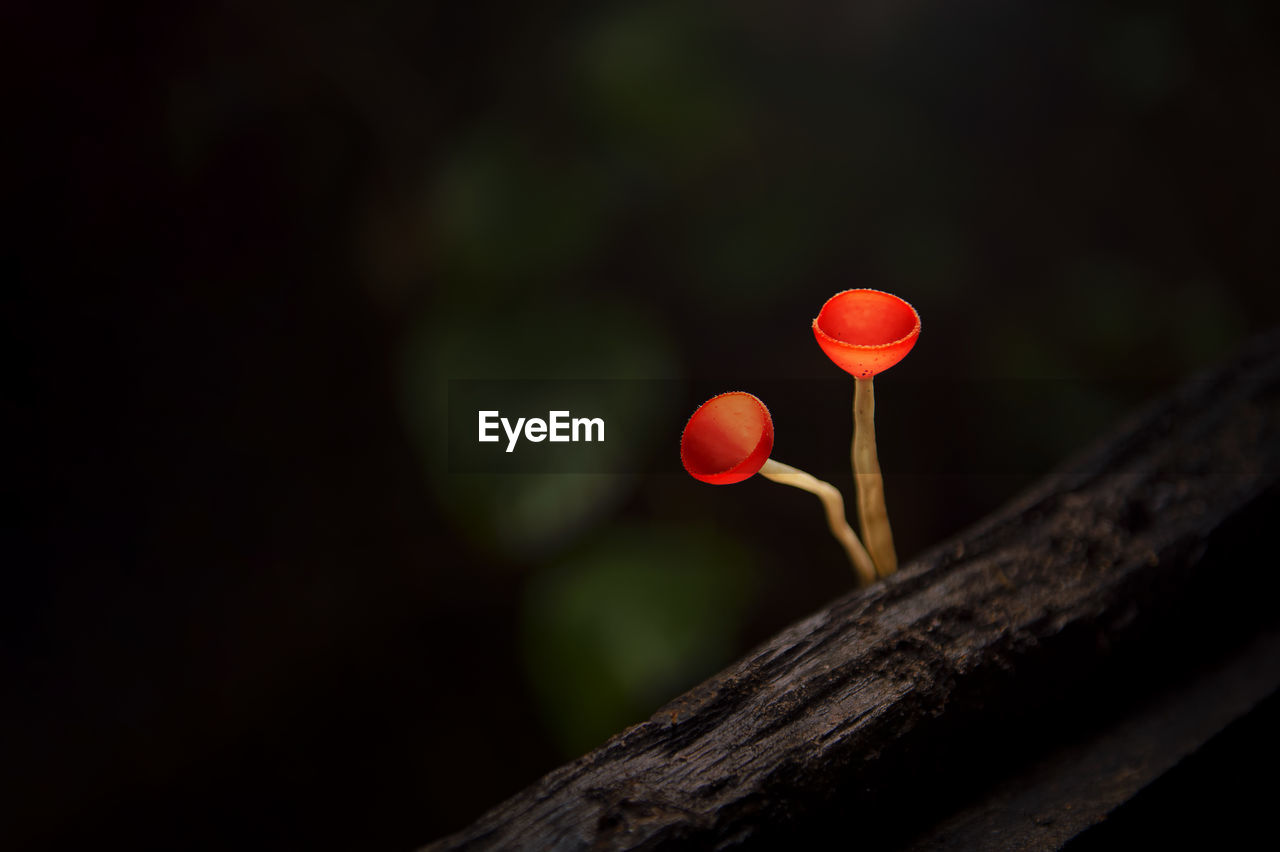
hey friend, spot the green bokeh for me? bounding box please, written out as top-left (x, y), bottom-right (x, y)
top-left (521, 524), bottom-right (758, 757)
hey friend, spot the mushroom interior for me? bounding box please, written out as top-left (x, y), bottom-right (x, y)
top-left (681, 392), bottom-right (773, 482)
top-left (816, 289), bottom-right (918, 348)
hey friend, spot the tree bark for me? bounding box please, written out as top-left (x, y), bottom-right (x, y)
top-left (424, 330), bottom-right (1280, 851)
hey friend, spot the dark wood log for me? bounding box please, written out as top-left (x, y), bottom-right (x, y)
top-left (900, 626), bottom-right (1280, 850)
top-left (424, 330), bottom-right (1280, 851)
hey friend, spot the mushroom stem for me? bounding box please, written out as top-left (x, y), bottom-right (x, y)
top-left (852, 377), bottom-right (897, 578)
top-left (759, 458), bottom-right (877, 587)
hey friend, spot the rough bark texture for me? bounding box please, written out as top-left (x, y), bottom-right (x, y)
top-left (424, 331), bottom-right (1280, 851)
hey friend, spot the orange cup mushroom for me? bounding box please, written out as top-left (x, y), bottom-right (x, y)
top-left (813, 289), bottom-right (921, 379)
top-left (681, 392), bottom-right (876, 586)
top-left (812, 289), bottom-right (921, 578)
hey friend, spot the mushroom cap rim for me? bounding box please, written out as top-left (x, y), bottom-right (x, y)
top-left (812, 288), bottom-right (922, 353)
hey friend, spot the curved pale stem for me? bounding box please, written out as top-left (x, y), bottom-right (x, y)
top-left (853, 377), bottom-right (897, 578)
top-left (759, 458), bottom-right (877, 587)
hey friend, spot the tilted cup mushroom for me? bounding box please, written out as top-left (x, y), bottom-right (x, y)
top-left (813, 289), bottom-right (921, 578)
top-left (681, 391), bottom-right (876, 586)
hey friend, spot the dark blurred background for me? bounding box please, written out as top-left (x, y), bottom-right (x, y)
top-left (8, 0), bottom-right (1278, 849)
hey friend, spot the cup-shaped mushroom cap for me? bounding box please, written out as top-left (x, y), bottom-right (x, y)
top-left (813, 289), bottom-right (921, 378)
top-left (681, 392), bottom-right (775, 485)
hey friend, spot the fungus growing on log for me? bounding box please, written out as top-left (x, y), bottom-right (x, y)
top-left (813, 289), bottom-right (920, 578)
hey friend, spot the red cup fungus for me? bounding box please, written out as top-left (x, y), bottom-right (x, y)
top-left (813, 289), bottom-right (920, 379)
top-left (680, 392), bottom-right (774, 485)
top-left (681, 392), bottom-right (877, 586)
top-left (813, 289), bottom-right (920, 579)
